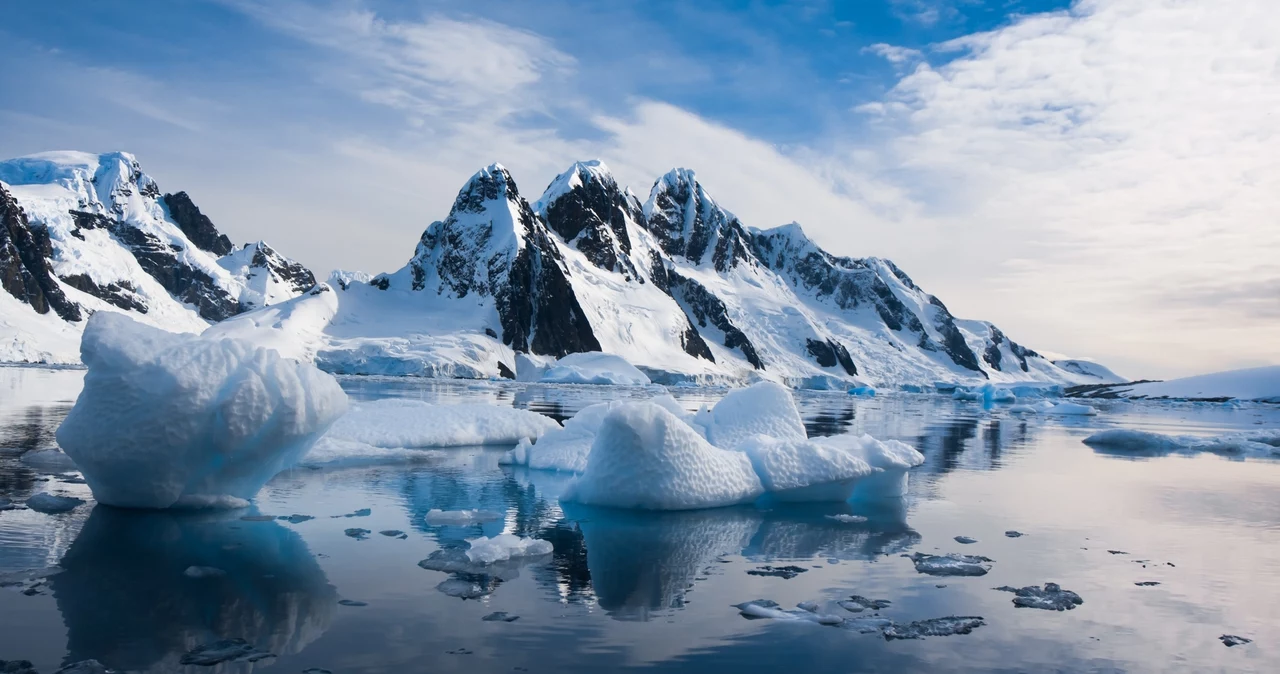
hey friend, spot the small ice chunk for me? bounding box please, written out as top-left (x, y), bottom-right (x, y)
top-left (838, 595), bottom-right (891, 612)
top-left (0, 496), bottom-right (17, 511)
top-left (180, 638), bottom-right (274, 666)
top-left (336, 508), bottom-right (372, 518)
top-left (1007, 404), bottom-right (1039, 414)
top-left (482, 611), bottom-right (520, 622)
top-left (536, 352), bottom-right (652, 386)
top-left (905, 552), bottom-right (993, 577)
top-left (563, 402), bottom-right (765, 510)
top-left (1134, 581), bottom-right (1161, 586)
top-left (279, 514), bottom-right (315, 524)
top-left (54, 661), bottom-right (114, 674)
top-left (847, 386), bottom-right (876, 397)
top-left (424, 509), bottom-right (504, 525)
top-left (338, 599), bottom-right (368, 607)
top-left (1220, 634), bottom-right (1252, 647)
top-left (826, 514), bottom-right (868, 524)
top-left (1043, 402), bottom-right (1097, 416)
top-left (1005, 530), bottom-right (1026, 538)
top-left (465, 534), bottom-right (553, 564)
top-left (344, 528), bottom-right (371, 540)
top-left (436, 577), bottom-right (491, 599)
top-left (882, 616), bottom-right (985, 640)
top-left (19, 449), bottom-right (78, 473)
top-left (183, 565), bottom-right (227, 579)
top-left (734, 600), bottom-right (843, 625)
top-left (746, 565), bottom-right (808, 579)
top-left (55, 313), bottom-right (347, 509)
top-left (954, 536), bottom-right (978, 544)
top-left (995, 583), bottom-right (1083, 610)
top-left (324, 399), bottom-right (558, 448)
top-left (379, 530), bottom-right (408, 539)
top-left (843, 617), bottom-right (894, 634)
top-left (1083, 429), bottom-right (1182, 453)
top-left (24, 492), bottom-right (84, 514)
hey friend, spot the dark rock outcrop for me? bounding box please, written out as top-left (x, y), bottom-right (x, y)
top-left (643, 169), bottom-right (754, 273)
top-left (59, 274), bottom-right (146, 313)
top-left (0, 184), bottom-right (82, 321)
top-left (805, 338), bottom-right (857, 376)
top-left (162, 192), bottom-right (233, 256)
top-left (665, 268), bottom-right (762, 369)
top-left (538, 162), bottom-right (640, 279)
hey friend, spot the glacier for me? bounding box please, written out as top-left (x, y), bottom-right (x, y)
top-left (54, 312), bottom-right (348, 509)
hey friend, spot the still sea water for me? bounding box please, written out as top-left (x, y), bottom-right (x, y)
top-left (1, 366), bottom-right (1278, 673)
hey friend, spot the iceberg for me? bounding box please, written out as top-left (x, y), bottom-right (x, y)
top-left (324, 399), bottom-right (559, 448)
top-left (1043, 402), bottom-right (1098, 416)
top-left (464, 534), bottom-right (553, 564)
top-left (1083, 428), bottom-right (1280, 458)
top-left (563, 402), bottom-right (766, 510)
top-left (533, 352), bottom-right (652, 386)
top-left (55, 313), bottom-right (348, 509)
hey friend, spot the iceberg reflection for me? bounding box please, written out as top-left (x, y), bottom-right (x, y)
top-left (49, 506), bottom-right (336, 672)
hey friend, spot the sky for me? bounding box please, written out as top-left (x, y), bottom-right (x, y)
top-left (1, 0), bottom-right (1277, 380)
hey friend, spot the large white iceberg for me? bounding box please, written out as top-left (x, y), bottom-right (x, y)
top-left (324, 399), bottom-right (559, 448)
top-left (532, 352), bottom-right (652, 386)
top-left (563, 402), bottom-right (766, 510)
top-left (554, 382), bottom-right (925, 511)
top-left (55, 312), bottom-right (348, 509)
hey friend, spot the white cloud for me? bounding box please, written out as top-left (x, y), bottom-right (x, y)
top-left (863, 0), bottom-right (1280, 376)
top-left (861, 43), bottom-right (923, 65)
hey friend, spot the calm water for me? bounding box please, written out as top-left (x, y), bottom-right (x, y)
top-left (2, 367), bottom-right (1278, 673)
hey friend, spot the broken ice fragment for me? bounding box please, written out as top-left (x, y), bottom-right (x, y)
top-left (1134, 581), bottom-right (1161, 587)
top-left (436, 578), bottom-right (492, 599)
top-left (279, 514), bottom-right (315, 523)
top-left (344, 528), bottom-right (371, 540)
top-left (1107, 550), bottom-right (1128, 555)
top-left (338, 599), bottom-right (368, 607)
top-left (25, 492), bottom-right (84, 514)
top-left (424, 508), bottom-right (503, 525)
top-left (825, 514), bottom-right (868, 524)
top-left (333, 508), bottom-right (371, 518)
top-left (995, 583), bottom-right (1083, 610)
top-left (904, 552), bottom-right (993, 576)
top-left (1005, 531), bottom-right (1025, 538)
top-left (1220, 634), bottom-right (1251, 647)
top-left (482, 611), bottom-right (520, 622)
top-left (882, 616), bottom-right (985, 640)
top-left (379, 529), bottom-right (408, 539)
top-left (746, 565), bottom-right (808, 579)
top-left (838, 595), bottom-right (892, 612)
top-left (954, 536), bottom-right (978, 544)
top-left (183, 565), bottom-right (226, 579)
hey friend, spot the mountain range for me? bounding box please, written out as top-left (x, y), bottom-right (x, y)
top-left (0, 151), bottom-right (1120, 387)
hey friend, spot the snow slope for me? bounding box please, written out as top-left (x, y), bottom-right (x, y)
top-left (0, 151), bottom-right (315, 363)
top-left (1071, 365), bottom-right (1280, 403)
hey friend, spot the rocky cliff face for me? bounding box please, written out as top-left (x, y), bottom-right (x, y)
top-left (0, 151), bottom-right (315, 362)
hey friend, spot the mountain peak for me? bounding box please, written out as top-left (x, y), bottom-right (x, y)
top-left (642, 168), bottom-right (752, 272)
top-left (534, 159), bottom-right (618, 215)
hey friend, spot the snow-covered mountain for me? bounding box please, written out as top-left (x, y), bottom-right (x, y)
top-left (212, 160), bottom-right (1118, 387)
top-left (0, 151), bottom-right (315, 362)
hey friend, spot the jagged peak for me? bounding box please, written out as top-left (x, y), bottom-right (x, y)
top-left (643, 168), bottom-right (737, 222)
top-left (534, 159), bottom-right (619, 215)
top-left (0, 150), bottom-right (145, 189)
top-left (450, 162), bottom-right (523, 214)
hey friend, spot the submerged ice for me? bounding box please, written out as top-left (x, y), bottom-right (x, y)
top-left (55, 313), bottom-right (348, 509)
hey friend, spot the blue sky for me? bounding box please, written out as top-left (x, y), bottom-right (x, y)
top-left (1, 0), bottom-right (1277, 378)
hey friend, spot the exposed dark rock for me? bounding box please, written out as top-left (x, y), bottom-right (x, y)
top-left (666, 268), bottom-right (762, 369)
top-left (96, 214), bottom-right (241, 321)
top-left (497, 362), bottom-right (515, 379)
top-left (680, 319), bottom-right (716, 362)
top-left (162, 191), bottom-right (233, 255)
top-left (746, 565), bottom-right (807, 579)
top-left (59, 273), bottom-right (146, 313)
top-left (805, 338), bottom-right (857, 376)
top-left (485, 327), bottom-right (498, 338)
top-left (539, 162), bottom-right (639, 279)
top-left (0, 184), bottom-right (82, 321)
top-left (244, 241), bottom-right (316, 296)
top-left (1220, 634), bottom-right (1252, 647)
top-left (643, 169), bottom-right (754, 272)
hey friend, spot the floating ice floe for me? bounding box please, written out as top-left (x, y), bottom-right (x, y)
top-left (883, 616), bottom-right (986, 640)
top-left (25, 492), bottom-right (84, 514)
top-left (995, 583), bottom-right (1083, 610)
top-left (1007, 404), bottom-right (1039, 414)
top-left (325, 399), bottom-right (559, 448)
top-left (735, 599), bottom-right (984, 640)
top-left (55, 313), bottom-right (348, 509)
top-left (528, 382), bottom-right (923, 511)
top-left (1082, 428), bottom-right (1280, 458)
top-left (19, 448), bottom-right (78, 473)
top-left (904, 552), bottom-right (993, 576)
top-left (1043, 402), bottom-right (1098, 416)
top-left (847, 386), bottom-right (876, 397)
top-left (465, 534), bottom-right (553, 564)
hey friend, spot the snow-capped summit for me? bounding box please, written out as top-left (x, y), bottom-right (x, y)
top-left (0, 150), bottom-right (316, 363)
top-left (643, 168), bottom-right (755, 273)
top-left (536, 160), bottom-right (642, 279)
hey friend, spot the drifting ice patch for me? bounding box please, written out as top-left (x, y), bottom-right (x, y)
top-left (535, 352), bottom-right (652, 386)
top-left (826, 514), bottom-right (868, 524)
top-left (905, 552), bottom-right (993, 577)
top-left (995, 583), bottom-right (1084, 610)
top-left (1043, 402), bottom-right (1098, 416)
top-left (563, 402), bottom-right (765, 510)
top-left (325, 399), bottom-right (558, 448)
top-left (465, 534), bottom-right (553, 564)
top-left (1083, 428), bottom-right (1280, 458)
top-left (734, 600), bottom-right (844, 625)
top-left (24, 492), bottom-right (84, 514)
top-left (54, 313), bottom-right (348, 509)
top-left (882, 616), bottom-right (985, 640)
